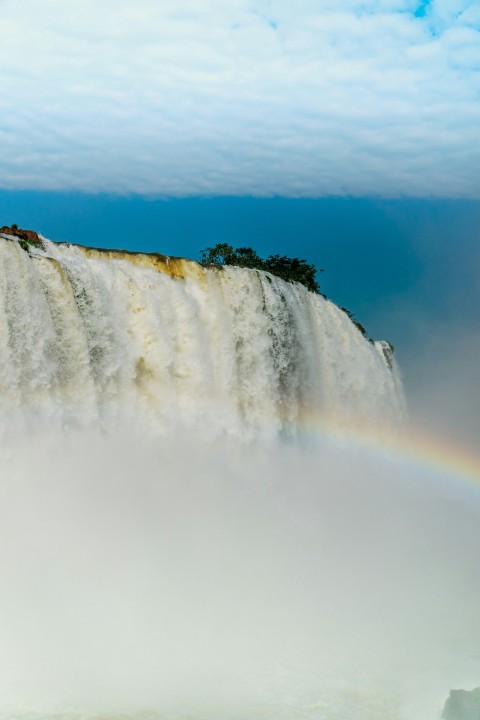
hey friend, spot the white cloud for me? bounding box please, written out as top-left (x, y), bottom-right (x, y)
top-left (0, 0), bottom-right (478, 196)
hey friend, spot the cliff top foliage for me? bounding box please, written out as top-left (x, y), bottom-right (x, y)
top-left (199, 242), bottom-right (323, 294)
top-left (198, 242), bottom-right (380, 346)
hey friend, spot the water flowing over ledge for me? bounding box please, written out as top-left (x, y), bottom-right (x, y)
top-left (1, 234), bottom-right (479, 720)
top-left (0, 234), bottom-right (405, 441)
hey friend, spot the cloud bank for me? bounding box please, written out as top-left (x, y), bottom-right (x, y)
top-left (0, 0), bottom-right (479, 196)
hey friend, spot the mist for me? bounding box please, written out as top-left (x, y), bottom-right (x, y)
top-left (0, 234), bottom-right (479, 720)
top-left (0, 428), bottom-right (479, 720)
top-left (402, 329), bottom-right (480, 455)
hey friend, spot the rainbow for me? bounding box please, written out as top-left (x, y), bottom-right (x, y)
top-left (299, 414), bottom-right (480, 498)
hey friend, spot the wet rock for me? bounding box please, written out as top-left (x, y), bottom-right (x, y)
top-left (378, 340), bottom-right (395, 369)
top-left (442, 688), bottom-right (480, 719)
top-left (0, 224), bottom-right (43, 247)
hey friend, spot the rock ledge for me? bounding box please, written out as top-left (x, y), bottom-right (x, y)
top-left (0, 224), bottom-right (43, 247)
top-left (442, 688), bottom-right (480, 720)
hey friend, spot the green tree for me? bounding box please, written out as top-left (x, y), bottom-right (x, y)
top-left (264, 254), bottom-right (321, 294)
top-left (199, 243), bottom-right (238, 266)
top-left (233, 246), bottom-right (266, 270)
top-left (199, 243), bottom-right (322, 294)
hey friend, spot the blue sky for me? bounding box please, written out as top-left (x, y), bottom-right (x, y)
top-left (1, 0), bottom-right (479, 436)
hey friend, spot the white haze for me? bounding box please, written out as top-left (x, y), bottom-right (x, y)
top-left (406, 330), bottom-right (480, 452)
top-left (0, 235), bottom-right (479, 719)
top-left (1, 433), bottom-right (480, 720)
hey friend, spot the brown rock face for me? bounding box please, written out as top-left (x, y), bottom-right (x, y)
top-left (0, 225), bottom-right (42, 245)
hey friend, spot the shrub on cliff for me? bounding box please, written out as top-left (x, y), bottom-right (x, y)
top-left (199, 243), bottom-right (322, 294)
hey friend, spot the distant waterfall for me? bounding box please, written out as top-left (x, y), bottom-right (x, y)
top-left (0, 235), bottom-right (405, 440)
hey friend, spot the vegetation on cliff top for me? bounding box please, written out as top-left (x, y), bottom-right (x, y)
top-left (199, 242), bottom-right (377, 344)
top-left (199, 242), bottom-right (323, 294)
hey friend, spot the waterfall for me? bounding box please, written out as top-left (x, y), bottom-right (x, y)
top-left (0, 234), bottom-right (405, 441)
top-left (1, 235), bottom-right (478, 720)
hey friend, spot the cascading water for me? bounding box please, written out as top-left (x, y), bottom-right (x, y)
top-left (1, 233), bottom-right (478, 720)
top-left (0, 234), bottom-right (405, 440)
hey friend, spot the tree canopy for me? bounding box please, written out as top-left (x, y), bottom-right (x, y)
top-left (199, 243), bottom-right (323, 294)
